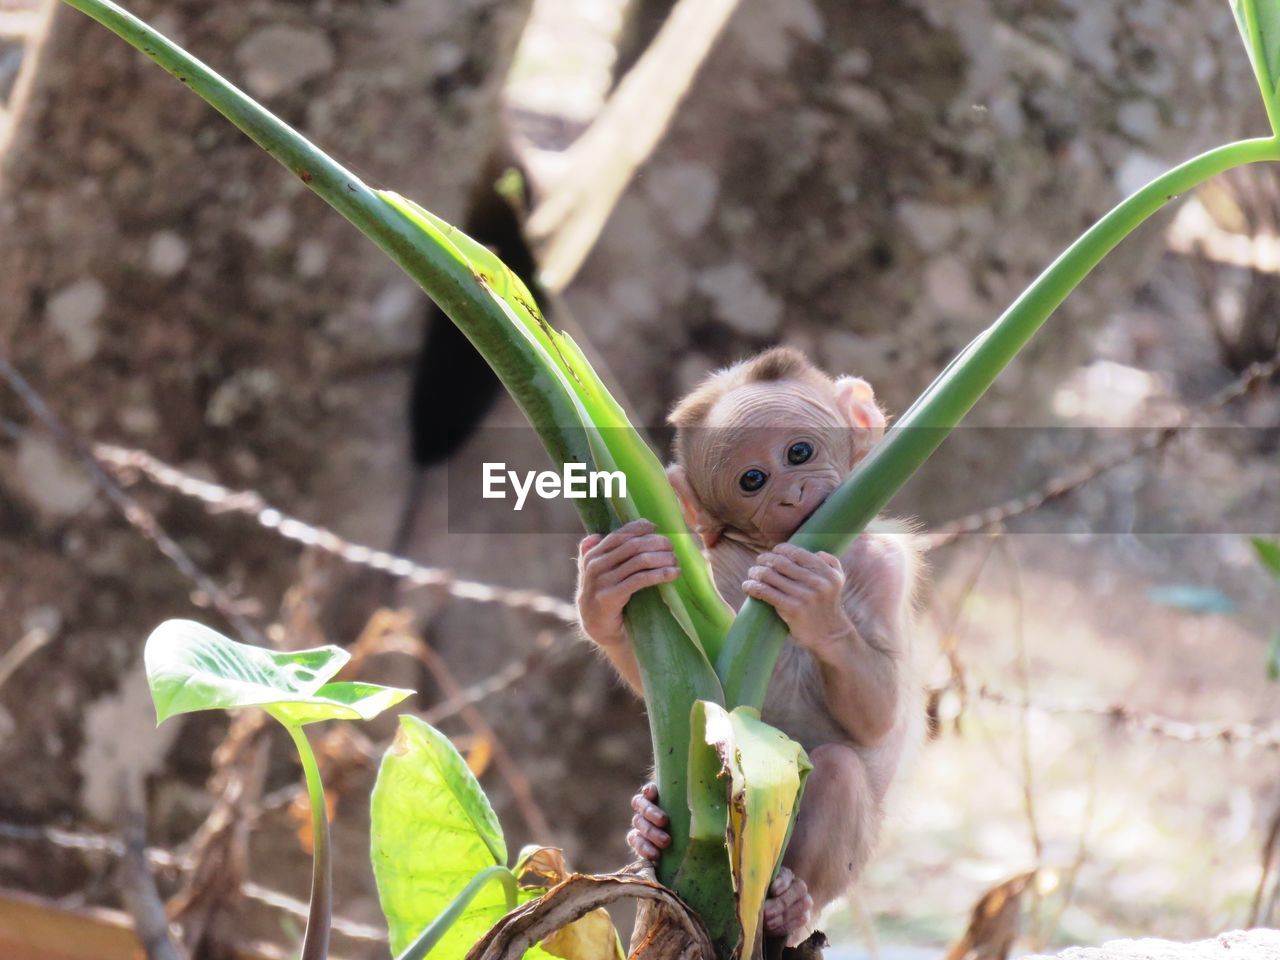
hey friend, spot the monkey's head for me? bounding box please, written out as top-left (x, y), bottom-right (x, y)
top-left (666, 347), bottom-right (886, 550)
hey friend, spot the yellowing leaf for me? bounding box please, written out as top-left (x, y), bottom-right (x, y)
top-left (690, 702), bottom-right (811, 958)
top-left (540, 906), bottom-right (625, 960)
top-left (515, 845), bottom-right (569, 889)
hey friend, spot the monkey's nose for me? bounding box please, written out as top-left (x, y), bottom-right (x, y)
top-left (781, 480), bottom-right (806, 506)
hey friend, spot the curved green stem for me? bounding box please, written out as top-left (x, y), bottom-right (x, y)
top-left (719, 135), bottom-right (1280, 708)
top-left (287, 724), bottom-right (332, 960)
top-left (395, 865), bottom-right (517, 960)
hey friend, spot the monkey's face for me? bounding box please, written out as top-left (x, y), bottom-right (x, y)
top-left (696, 383), bottom-right (859, 547)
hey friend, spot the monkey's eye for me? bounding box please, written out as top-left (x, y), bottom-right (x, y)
top-left (786, 441), bottom-right (814, 465)
top-left (738, 469), bottom-right (768, 492)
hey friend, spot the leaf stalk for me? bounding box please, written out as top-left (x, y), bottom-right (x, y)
top-left (287, 724), bottom-right (333, 960)
top-left (396, 865), bottom-right (518, 960)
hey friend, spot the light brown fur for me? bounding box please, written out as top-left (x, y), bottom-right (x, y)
top-left (577, 347), bottom-right (923, 939)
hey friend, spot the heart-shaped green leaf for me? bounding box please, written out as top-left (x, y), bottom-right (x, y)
top-left (1253, 537), bottom-right (1280, 580)
top-left (371, 715), bottom-right (509, 957)
top-left (144, 619), bottom-right (411, 727)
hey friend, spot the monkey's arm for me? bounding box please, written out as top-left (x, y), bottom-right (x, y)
top-left (807, 618), bottom-right (900, 745)
top-left (744, 539), bottom-right (908, 745)
top-left (813, 532), bottom-right (916, 744)
top-left (591, 631), bottom-right (644, 694)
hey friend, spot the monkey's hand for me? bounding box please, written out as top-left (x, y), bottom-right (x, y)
top-left (627, 781), bottom-right (671, 860)
top-left (576, 519), bottom-right (680, 647)
top-left (743, 543), bottom-right (852, 655)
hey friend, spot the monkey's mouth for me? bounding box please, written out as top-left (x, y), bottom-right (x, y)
top-left (797, 488), bottom-right (834, 525)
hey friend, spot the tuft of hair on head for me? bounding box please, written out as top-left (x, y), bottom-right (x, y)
top-left (667, 346), bottom-right (830, 432)
top-left (666, 347), bottom-right (838, 477)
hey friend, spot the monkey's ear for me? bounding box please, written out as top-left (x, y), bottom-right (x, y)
top-left (666, 464), bottom-right (723, 549)
top-left (834, 376), bottom-right (886, 443)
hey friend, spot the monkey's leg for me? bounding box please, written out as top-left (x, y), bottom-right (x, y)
top-left (782, 742), bottom-right (876, 917)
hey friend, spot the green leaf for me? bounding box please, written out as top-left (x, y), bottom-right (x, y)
top-left (1253, 537), bottom-right (1280, 580)
top-left (267, 681), bottom-right (415, 727)
top-left (1232, 0), bottom-right (1280, 133)
top-left (371, 715), bottom-right (509, 957)
top-left (689, 702), bottom-right (810, 959)
top-left (1267, 631), bottom-right (1280, 681)
top-left (1146, 584), bottom-right (1237, 616)
top-left (144, 619), bottom-right (409, 726)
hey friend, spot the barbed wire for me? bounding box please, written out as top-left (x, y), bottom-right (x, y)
top-left (96, 352), bottom-right (1278, 620)
top-left (974, 685), bottom-right (1280, 751)
top-left (925, 354), bottom-right (1280, 549)
top-left (0, 819), bottom-right (386, 943)
top-left (94, 443), bottom-right (580, 625)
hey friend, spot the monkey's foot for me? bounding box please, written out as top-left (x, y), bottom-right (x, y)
top-left (764, 867), bottom-right (814, 941)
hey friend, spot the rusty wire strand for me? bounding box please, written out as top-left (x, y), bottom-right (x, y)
top-left (973, 684), bottom-right (1280, 750)
top-left (926, 354), bottom-right (1279, 549)
top-left (93, 442), bottom-right (580, 625)
top-left (0, 819), bottom-right (386, 943)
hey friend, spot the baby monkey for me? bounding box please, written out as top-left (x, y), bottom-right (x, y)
top-left (576, 347), bottom-right (921, 941)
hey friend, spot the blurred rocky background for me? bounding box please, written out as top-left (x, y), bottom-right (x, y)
top-left (1, 0), bottom-right (1278, 957)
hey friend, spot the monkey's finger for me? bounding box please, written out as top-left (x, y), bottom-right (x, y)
top-left (631, 792), bottom-right (670, 827)
top-left (769, 866), bottom-right (795, 898)
top-left (640, 781), bottom-right (660, 802)
top-left (579, 534), bottom-right (604, 556)
top-left (769, 547), bottom-right (841, 584)
top-left (774, 877), bottom-right (808, 913)
top-left (815, 550), bottom-right (844, 571)
top-left (749, 567), bottom-right (814, 601)
top-left (588, 519), bottom-right (657, 559)
top-left (785, 895), bottom-right (813, 936)
top-left (632, 813), bottom-right (672, 848)
top-left (600, 567), bottom-right (679, 602)
top-left (586, 534), bottom-right (674, 575)
top-left (763, 901), bottom-right (787, 935)
top-left (627, 829), bottom-right (662, 862)
top-left (742, 579), bottom-right (795, 612)
top-left (599, 550), bottom-right (680, 586)
top-left (753, 554), bottom-right (822, 589)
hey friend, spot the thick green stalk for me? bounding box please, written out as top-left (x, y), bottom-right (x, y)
top-left (718, 135), bottom-right (1280, 708)
top-left (396, 865), bottom-right (517, 960)
top-left (287, 724), bottom-right (332, 960)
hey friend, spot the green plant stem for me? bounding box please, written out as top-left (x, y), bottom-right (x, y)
top-left (396, 865), bottom-right (517, 960)
top-left (287, 724), bottom-right (332, 960)
top-left (718, 135), bottom-right (1280, 709)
